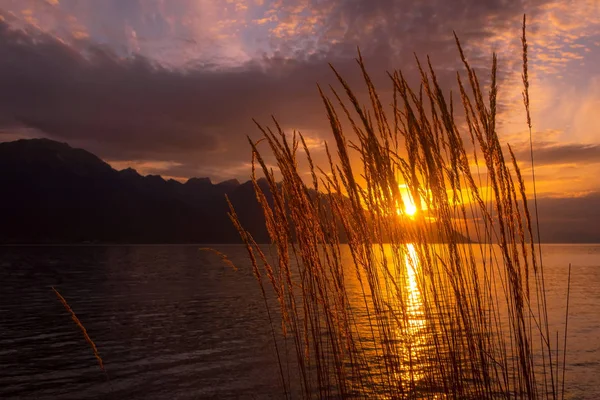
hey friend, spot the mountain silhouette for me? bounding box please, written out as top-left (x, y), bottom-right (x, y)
top-left (0, 138), bottom-right (273, 244)
top-left (0, 138), bottom-right (475, 244)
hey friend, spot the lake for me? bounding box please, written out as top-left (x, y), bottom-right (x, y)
top-left (0, 244), bottom-right (599, 399)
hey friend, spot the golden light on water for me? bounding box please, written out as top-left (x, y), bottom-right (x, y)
top-left (397, 243), bottom-right (427, 385)
top-left (404, 244), bottom-right (424, 325)
top-left (345, 243), bottom-right (433, 396)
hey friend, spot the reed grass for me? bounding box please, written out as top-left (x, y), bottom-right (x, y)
top-left (52, 286), bottom-right (107, 379)
top-left (199, 247), bottom-right (239, 270)
top-left (229, 17), bottom-right (566, 399)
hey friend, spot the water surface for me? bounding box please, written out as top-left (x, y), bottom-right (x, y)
top-left (0, 244), bottom-right (598, 399)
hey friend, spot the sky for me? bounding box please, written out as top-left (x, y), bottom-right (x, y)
top-left (0, 0), bottom-right (599, 239)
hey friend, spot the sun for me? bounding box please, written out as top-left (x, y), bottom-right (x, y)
top-left (396, 184), bottom-right (418, 218)
top-left (403, 201), bottom-right (417, 217)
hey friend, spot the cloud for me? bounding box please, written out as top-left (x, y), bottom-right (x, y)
top-left (512, 141), bottom-right (600, 166)
top-left (0, 0), bottom-right (598, 190)
top-left (0, 19), bottom-right (326, 164)
top-left (0, 0), bottom-right (598, 238)
top-left (536, 192), bottom-right (600, 242)
top-left (107, 159), bottom-right (183, 177)
top-left (470, 191), bottom-right (600, 243)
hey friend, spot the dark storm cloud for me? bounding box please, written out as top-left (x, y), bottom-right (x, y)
top-left (536, 192), bottom-right (600, 243)
top-left (0, 0), bottom-right (556, 178)
top-left (0, 18), bottom-right (334, 169)
top-left (0, 0), bottom-right (598, 239)
top-left (456, 191), bottom-right (600, 243)
top-left (513, 142), bottom-right (600, 166)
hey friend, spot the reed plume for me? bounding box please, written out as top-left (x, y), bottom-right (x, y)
top-left (229, 18), bottom-right (564, 399)
top-left (52, 287), bottom-right (106, 378)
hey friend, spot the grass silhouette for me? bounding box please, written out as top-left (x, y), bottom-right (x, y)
top-left (229, 16), bottom-right (566, 399)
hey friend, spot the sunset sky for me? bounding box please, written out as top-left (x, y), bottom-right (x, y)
top-left (0, 0), bottom-right (599, 239)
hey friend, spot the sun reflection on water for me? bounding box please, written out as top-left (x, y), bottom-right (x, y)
top-left (396, 243), bottom-right (428, 388)
top-left (343, 243), bottom-right (446, 398)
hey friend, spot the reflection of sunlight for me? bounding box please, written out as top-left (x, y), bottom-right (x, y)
top-left (347, 244), bottom-right (434, 397)
top-left (406, 245), bottom-right (423, 318)
top-left (399, 243), bottom-right (427, 385)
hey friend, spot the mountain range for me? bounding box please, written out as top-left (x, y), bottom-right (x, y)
top-left (0, 138), bottom-right (471, 244)
top-left (1, 138), bottom-right (598, 244)
top-left (0, 138), bottom-right (273, 244)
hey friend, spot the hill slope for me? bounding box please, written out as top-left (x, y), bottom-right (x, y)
top-left (0, 139), bottom-right (476, 244)
top-left (0, 139), bottom-right (270, 243)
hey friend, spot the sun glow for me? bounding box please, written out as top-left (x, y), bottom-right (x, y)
top-left (403, 200), bottom-right (417, 217)
top-left (396, 184), bottom-right (419, 218)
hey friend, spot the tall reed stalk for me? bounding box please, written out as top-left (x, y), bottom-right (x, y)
top-left (229, 19), bottom-right (563, 399)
